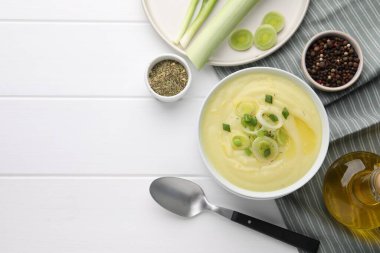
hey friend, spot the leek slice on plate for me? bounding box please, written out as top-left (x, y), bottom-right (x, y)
top-left (229, 29), bottom-right (254, 51)
top-left (254, 24), bottom-right (277, 51)
top-left (262, 11), bottom-right (285, 33)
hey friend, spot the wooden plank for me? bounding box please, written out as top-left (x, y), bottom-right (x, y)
top-left (0, 98), bottom-right (209, 175)
top-left (0, 177), bottom-right (295, 253)
top-left (0, 23), bottom-right (218, 97)
top-left (0, 0), bottom-right (147, 21)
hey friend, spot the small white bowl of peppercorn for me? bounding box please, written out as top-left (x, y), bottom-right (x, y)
top-left (301, 30), bottom-right (363, 92)
top-left (146, 53), bottom-right (191, 102)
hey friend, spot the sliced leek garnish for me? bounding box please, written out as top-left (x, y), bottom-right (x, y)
top-left (252, 136), bottom-right (279, 161)
top-left (242, 122), bottom-right (261, 135)
top-left (235, 101), bottom-right (257, 117)
top-left (256, 107), bottom-right (283, 130)
top-left (231, 134), bottom-right (251, 150)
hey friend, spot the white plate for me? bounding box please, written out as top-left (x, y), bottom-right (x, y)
top-left (142, 0), bottom-right (309, 66)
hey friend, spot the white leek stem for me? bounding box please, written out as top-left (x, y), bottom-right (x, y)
top-left (179, 0), bottom-right (218, 48)
top-left (174, 0), bottom-right (200, 45)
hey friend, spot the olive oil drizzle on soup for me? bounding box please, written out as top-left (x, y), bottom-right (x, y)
top-left (200, 72), bottom-right (322, 192)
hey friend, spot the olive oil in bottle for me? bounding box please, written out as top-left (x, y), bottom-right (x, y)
top-left (323, 152), bottom-right (380, 229)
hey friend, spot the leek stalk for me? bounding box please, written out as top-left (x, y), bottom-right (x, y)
top-left (174, 0), bottom-right (200, 44)
top-left (186, 0), bottom-right (261, 69)
top-left (179, 0), bottom-right (218, 48)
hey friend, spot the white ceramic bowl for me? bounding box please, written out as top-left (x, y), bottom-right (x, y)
top-left (145, 53), bottom-right (192, 102)
top-left (301, 30), bottom-right (364, 92)
top-left (198, 67), bottom-right (330, 200)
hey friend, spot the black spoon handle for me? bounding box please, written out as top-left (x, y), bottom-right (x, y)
top-left (231, 211), bottom-right (320, 253)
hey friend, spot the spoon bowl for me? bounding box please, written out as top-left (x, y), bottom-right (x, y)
top-left (150, 177), bottom-right (207, 217)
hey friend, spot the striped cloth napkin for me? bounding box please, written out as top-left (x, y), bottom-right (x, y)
top-left (214, 0), bottom-right (380, 252)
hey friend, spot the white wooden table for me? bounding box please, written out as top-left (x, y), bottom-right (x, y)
top-left (0, 1), bottom-right (297, 252)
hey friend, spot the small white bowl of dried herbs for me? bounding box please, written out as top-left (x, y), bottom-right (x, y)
top-left (145, 54), bottom-right (192, 102)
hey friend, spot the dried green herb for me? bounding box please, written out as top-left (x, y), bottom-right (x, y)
top-left (148, 60), bottom-right (188, 96)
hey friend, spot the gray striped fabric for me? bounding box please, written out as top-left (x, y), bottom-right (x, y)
top-left (214, 0), bottom-right (380, 252)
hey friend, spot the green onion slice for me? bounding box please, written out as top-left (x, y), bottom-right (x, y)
top-left (243, 114), bottom-right (253, 123)
top-left (282, 107), bottom-right (289, 119)
top-left (265, 94), bottom-right (273, 104)
top-left (222, 123), bottom-right (231, 132)
top-left (268, 114), bottom-right (278, 122)
top-left (241, 114), bottom-right (257, 127)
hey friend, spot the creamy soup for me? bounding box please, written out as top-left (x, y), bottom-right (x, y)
top-left (200, 72), bottom-right (322, 192)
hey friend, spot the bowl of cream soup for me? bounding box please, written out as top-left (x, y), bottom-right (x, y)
top-left (199, 67), bottom-right (329, 200)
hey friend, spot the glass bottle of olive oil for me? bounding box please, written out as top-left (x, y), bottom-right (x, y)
top-left (323, 152), bottom-right (380, 229)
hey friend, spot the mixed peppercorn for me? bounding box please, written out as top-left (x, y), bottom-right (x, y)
top-left (305, 36), bottom-right (360, 88)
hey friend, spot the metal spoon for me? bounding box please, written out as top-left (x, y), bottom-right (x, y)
top-left (150, 177), bottom-right (320, 253)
